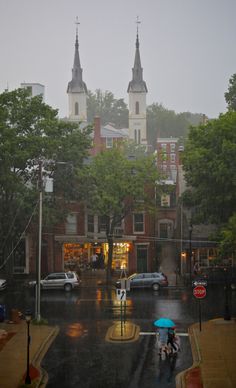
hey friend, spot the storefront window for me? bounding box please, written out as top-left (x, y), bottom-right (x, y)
top-left (103, 242), bottom-right (130, 270)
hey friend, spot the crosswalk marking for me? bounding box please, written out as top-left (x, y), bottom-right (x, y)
top-left (139, 332), bottom-right (189, 337)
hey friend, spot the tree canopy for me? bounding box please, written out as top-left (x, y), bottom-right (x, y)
top-left (0, 88), bottom-right (92, 271)
top-left (78, 147), bottom-right (160, 281)
top-left (225, 73), bottom-right (236, 111)
top-left (147, 103), bottom-right (203, 149)
top-left (87, 89), bottom-right (129, 128)
top-left (182, 111), bottom-right (236, 224)
top-left (219, 213), bottom-right (236, 260)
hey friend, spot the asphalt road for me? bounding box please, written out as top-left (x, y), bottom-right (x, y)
top-left (0, 282), bottom-right (235, 387)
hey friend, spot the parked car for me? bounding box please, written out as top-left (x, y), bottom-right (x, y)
top-left (115, 272), bottom-right (168, 291)
top-left (29, 271), bottom-right (81, 292)
top-left (0, 278), bottom-right (7, 291)
top-left (195, 266), bottom-right (236, 289)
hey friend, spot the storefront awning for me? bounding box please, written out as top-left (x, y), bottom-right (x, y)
top-left (55, 234), bottom-right (137, 243)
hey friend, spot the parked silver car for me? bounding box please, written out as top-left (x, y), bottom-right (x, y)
top-left (116, 272), bottom-right (168, 291)
top-left (29, 271), bottom-right (81, 292)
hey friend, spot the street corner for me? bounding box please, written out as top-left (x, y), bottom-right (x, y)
top-left (176, 365), bottom-right (203, 388)
top-left (24, 325), bottom-right (60, 388)
top-left (105, 321), bottom-right (140, 343)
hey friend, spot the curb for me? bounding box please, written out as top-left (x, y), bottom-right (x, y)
top-left (105, 322), bottom-right (140, 343)
top-left (33, 325), bottom-right (60, 388)
top-left (18, 325), bottom-right (60, 388)
top-left (175, 324), bottom-right (203, 388)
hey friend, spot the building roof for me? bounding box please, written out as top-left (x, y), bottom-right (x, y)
top-left (102, 124), bottom-right (129, 138)
top-left (157, 137), bottom-right (179, 143)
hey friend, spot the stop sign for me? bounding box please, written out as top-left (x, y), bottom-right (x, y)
top-left (193, 285), bottom-right (206, 299)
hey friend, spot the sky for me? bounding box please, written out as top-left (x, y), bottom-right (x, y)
top-left (0, 0), bottom-right (236, 119)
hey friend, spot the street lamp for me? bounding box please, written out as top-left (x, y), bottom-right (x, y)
top-left (189, 224), bottom-right (193, 283)
top-left (25, 309), bottom-right (32, 385)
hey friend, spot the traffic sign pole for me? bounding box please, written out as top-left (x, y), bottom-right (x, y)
top-left (199, 299), bottom-right (202, 331)
top-left (193, 285), bottom-right (207, 332)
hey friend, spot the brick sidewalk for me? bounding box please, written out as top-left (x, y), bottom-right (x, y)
top-left (0, 321), bottom-right (59, 388)
top-left (176, 318), bottom-right (236, 388)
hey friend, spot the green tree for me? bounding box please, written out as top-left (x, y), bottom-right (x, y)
top-left (219, 213), bottom-right (236, 260)
top-left (182, 111), bottom-right (236, 224)
top-left (147, 103), bottom-right (202, 149)
top-left (87, 89), bottom-right (128, 128)
top-left (225, 73), bottom-right (236, 111)
top-left (79, 148), bottom-right (160, 283)
top-left (0, 88), bottom-right (92, 272)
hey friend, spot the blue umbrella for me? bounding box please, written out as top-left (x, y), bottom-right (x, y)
top-left (153, 317), bottom-right (176, 328)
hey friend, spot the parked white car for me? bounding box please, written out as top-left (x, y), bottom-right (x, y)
top-left (29, 271), bottom-right (81, 292)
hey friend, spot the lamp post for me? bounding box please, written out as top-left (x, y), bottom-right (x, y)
top-left (25, 309), bottom-right (32, 385)
top-left (189, 225), bottom-right (193, 283)
top-left (36, 161), bottom-right (43, 322)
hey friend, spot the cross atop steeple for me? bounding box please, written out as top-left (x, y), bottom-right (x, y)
top-left (136, 16), bottom-right (141, 35)
top-left (75, 16), bottom-right (80, 36)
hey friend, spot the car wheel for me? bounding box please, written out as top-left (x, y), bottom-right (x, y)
top-left (64, 283), bottom-right (72, 292)
top-left (152, 283), bottom-right (160, 291)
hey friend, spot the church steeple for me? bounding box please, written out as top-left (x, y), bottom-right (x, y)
top-left (127, 18), bottom-right (147, 93)
top-left (127, 17), bottom-right (148, 145)
top-left (67, 17), bottom-right (87, 122)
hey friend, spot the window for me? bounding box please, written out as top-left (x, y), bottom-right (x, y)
top-left (134, 129), bottom-right (137, 143)
top-left (161, 144), bottom-right (167, 151)
top-left (87, 214), bottom-right (94, 233)
top-left (75, 102), bottom-right (79, 115)
top-left (98, 215), bottom-right (107, 233)
top-left (55, 273), bottom-right (66, 280)
top-left (170, 153), bottom-right (176, 163)
top-left (66, 213), bottom-right (77, 234)
top-left (135, 101), bottom-right (139, 114)
top-left (133, 213), bottom-right (144, 233)
top-left (106, 137), bottom-right (113, 148)
top-left (170, 143), bottom-right (176, 152)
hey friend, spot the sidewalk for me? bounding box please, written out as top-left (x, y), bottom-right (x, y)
top-left (0, 320), bottom-right (59, 388)
top-left (176, 318), bottom-right (236, 388)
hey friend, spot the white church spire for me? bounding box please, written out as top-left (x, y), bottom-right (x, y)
top-left (127, 17), bottom-right (148, 145)
top-left (67, 17), bottom-right (87, 122)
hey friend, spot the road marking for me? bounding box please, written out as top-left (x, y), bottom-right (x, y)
top-left (139, 332), bottom-right (189, 337)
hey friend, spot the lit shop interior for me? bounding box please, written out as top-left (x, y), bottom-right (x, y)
top-left (63, 242), bottom-right (131, 271)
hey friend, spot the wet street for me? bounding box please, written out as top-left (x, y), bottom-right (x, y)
top-left (0, 281), bottom-right (235, 387)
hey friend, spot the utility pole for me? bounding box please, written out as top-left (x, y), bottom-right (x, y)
top-left (36, 160), bottom-right (43, 322)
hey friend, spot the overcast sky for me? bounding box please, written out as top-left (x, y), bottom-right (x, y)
top-left (1, 0), bottom-right (235, 119)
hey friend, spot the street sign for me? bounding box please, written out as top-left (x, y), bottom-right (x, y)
top-left (120, 278), bottom-right (131, 291)
top-left (192, 280), bottom-right (207, 287)
top-left (193, 285), bottom-right (206, 299)
top-left (116, 289), bottom-right (126, 301)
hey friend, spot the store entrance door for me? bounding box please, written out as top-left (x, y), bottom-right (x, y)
top-left (137, 245), bottom-right (148, 272)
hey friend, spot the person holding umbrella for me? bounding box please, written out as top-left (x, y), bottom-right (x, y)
top-left (154, 317), bottom-right (177, 358)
